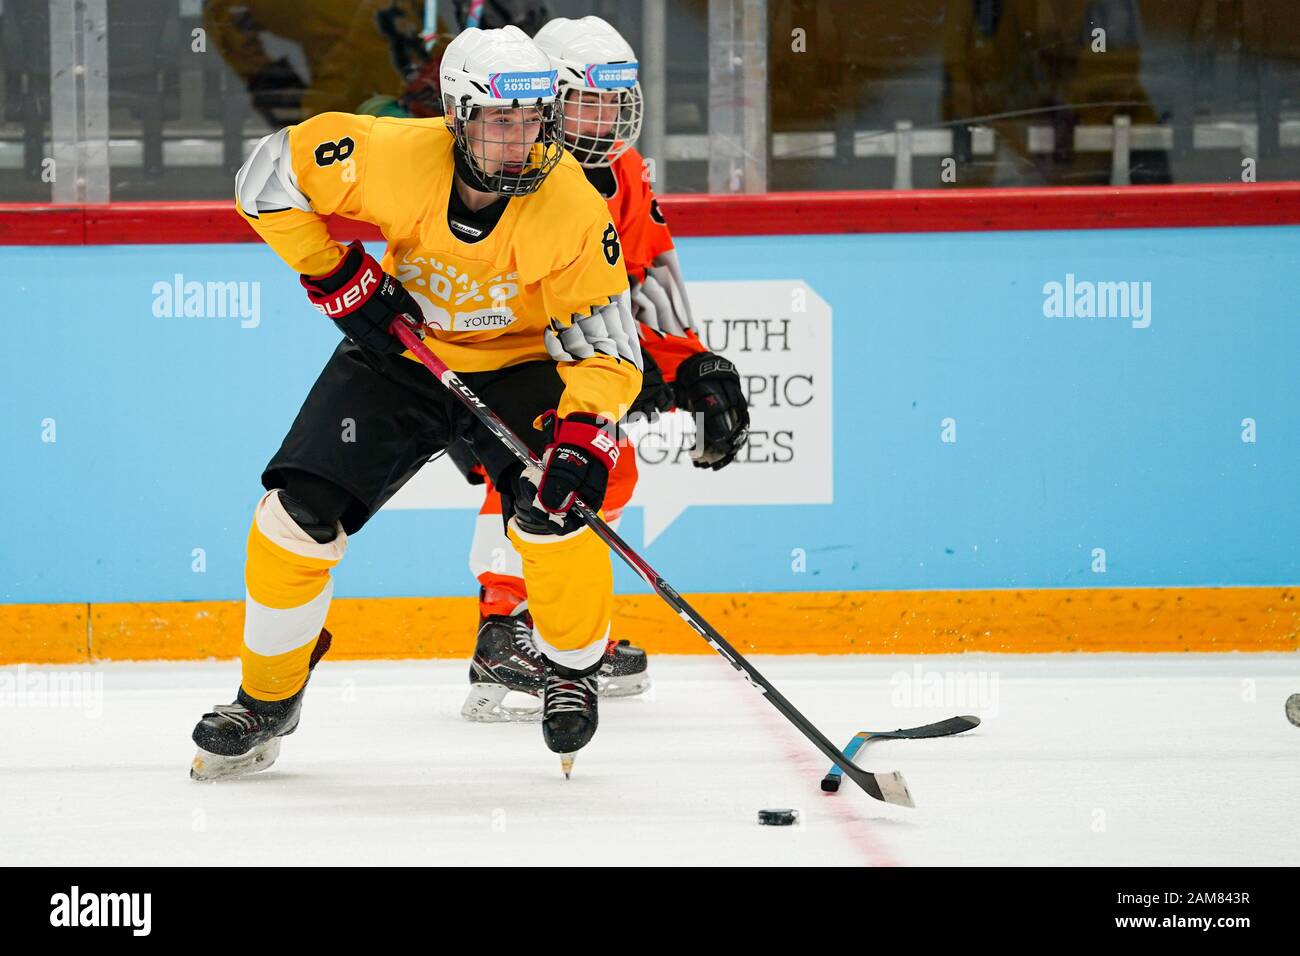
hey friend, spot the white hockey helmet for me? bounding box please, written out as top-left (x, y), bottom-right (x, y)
top-left (533, 16), bottom-right (642, 168)
top-left (439, 25), bottom-right (563, 195)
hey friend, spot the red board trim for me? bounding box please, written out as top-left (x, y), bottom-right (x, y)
top-left (662, 183), bottom-right (1300, 235)
top-left (2, 183), bottom-right (1299, 245)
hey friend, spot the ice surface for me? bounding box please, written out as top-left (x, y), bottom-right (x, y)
top-left (2, 653), bottom-right (1297, 866)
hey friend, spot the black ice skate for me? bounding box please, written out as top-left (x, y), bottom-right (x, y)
top-left (464, 584), bottom-right (649, 713)
top-left (598, 638), bottom-right (651, 698)
top-left (541, 659), bottom-right (600, 778)
top-left (189, 628), bottom-right (331, 781)
top-left (461, 613), bottom-right (546, 722)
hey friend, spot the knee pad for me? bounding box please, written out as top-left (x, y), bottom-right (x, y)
top-left (278, 491), bottom-right (340, 544)
top-left (274, 470), bottom-right (355, 544)
top-left (251, 490), bottom-right (348, 563)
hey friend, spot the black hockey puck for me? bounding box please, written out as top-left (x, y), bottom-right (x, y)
top-left (1287, 693), bottom-right (1300, 727)
top-left (758, 808), bottom-right (799, 826)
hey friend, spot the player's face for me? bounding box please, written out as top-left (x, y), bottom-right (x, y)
top-left (562, 90), bottom-right (622, 143)
top-left (466, 106), bottom-right (545, 175)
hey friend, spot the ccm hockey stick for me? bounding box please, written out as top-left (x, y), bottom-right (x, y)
top-left (390, 320), bottom-right (914, 806)
top-left (820, 716), bottom-right (980, 792)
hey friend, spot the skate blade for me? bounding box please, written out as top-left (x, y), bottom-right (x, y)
top-left (461, 682), bottom-right (541, 723)
top-left (190, 737), bottom-right (281, 781)
top-left (598, 674), bottom-right (651, 698)
top-left (560, 754), bottom-right (575, 779)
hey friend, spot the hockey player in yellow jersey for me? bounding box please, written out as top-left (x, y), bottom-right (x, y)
top-left (454, 16), bottom-right (750, 721)
top-left (190, 25), bottom-right (642, 781)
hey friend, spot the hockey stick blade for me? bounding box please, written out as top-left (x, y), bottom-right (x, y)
top-left (391, 320), bottom-right (915, 806)
top-left (821, 716), bottom-right (980, 794)
top-left (862, 715), bottom-right (982, 741)
top-left (843, 765), bottom-right (914, 807)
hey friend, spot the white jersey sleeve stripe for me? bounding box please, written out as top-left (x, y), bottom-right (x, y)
top-left (646, 248), bottom-right (697, 336)
top-left (235, 128), bottom-right (312, 218)
top-left (544, 293), bottom-right (644, 370)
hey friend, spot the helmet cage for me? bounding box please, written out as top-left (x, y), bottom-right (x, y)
top-left (555, 66), bottom-right (643, 168)
top-left (444, 95), bottom-right (564, 195)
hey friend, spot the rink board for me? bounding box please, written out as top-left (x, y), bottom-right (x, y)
top-left (2, 222), bottom-right (1299, 659)
top-left (1, 586), bottom-right (1295, 663)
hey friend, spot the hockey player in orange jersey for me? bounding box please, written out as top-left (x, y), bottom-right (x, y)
top-left (455, 16), bottom-right (751, 722)
top-left (190, 25), bottom-right (642, 780)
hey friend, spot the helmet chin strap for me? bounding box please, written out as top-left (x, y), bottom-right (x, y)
top-left (452, 138), bottom-right (502, 195)
top-left (567, 131), bottom-right (617, 166)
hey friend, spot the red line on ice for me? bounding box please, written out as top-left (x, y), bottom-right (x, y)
top-left (729, 661), bottom-right (901, 867)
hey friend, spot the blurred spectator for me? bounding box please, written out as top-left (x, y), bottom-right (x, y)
top-left (356, 1), bottom-right (548, 119)
top-left (942, 0), bottom-right (1169, 185)
top-left (449, 0), bottom-right (549, 34)
top-left (203, 0), bottom-right (426, 126)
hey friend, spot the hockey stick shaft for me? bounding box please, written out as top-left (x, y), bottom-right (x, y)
top-left (391, 320), bottom-right (911, 805)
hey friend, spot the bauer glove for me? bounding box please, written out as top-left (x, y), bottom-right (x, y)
top-left (300, 240), bottom-right (423, 354)
top-left (535, 411), bottom-right (620, 516)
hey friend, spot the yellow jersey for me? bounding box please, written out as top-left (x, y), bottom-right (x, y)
top-left (238, 112), bottom-right (640, 420)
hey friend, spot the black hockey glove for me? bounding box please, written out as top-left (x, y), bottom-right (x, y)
top-left (674, 352), bottom-right (749, 470)
top-left (506, 412), bottom-right (619, 536)
top-left (509, 466), bottom-right (580, 537)
top-left (629, 347), bottom-right (675, 420)
top-left (300, 240), bottom-right (422, 354)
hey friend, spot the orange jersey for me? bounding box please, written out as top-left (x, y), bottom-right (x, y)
top-left (641, 326), bottom-right (706, 382)
top-left (597, 146), bottom-right (706, 380)
top-left (603, 146), bottom-right (674, 283)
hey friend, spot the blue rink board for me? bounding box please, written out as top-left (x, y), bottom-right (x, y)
top-left (1, 226), bottom-right (1297, 604)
